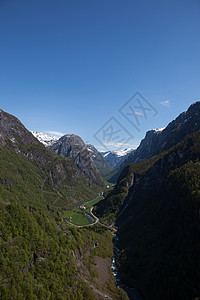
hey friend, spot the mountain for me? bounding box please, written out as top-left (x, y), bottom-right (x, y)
top-left (86, 143), bottom-right (113, 177)
top-left (49, 134), bottom-right (104, 185)
top-left (101, 148), bottom-right (135, 168)
top-left (109, 101), bottom-right (200, 183)
top-left (0, 109), bottom-right (39, 148)
top-left (32, 130), bottom-right (112, 180)
top-left (31, 131), bottom-right (58, 147)
top-left (0, 109), bottom-right (127, 299)
top-left (129, 101), bottom-right (200, 162)
top-left (116, 130), bottom-right (200, 300)
top-left (0, 109), bottom-right (100, 208)
top-left (95, 102), bottom-right (200, 299)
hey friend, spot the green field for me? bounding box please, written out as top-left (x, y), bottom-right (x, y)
top-left (63, 211), bottom-right (90, 226)
top-left (85, 195), bottom-right (104, 208)
top-left (63, 195), bottom-right (104, 226)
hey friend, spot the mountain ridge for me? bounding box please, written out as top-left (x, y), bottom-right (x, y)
top-left (108, 101), bottom-right (200, 183)
top-left (0, 108), bottom-right (126, 300)
top-left (0, 109), bottom-right (101, 208)
top-left (31, 131), bottom-right (113, 179)
top-left (49, 134), bottom-right (104, 185)
top-left (31, 131), bottom-right (59, 147)
top-left (94, 102), bottom-right (200, 299)
top-left (101, 148), bottom-right (135, 168)
top-left (116, 129), bottom-right (200, 300)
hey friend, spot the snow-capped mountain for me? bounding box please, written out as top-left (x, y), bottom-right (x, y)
top-left (31, 130), bottom-right (133, 173)
top-left (101, 148), bottom-right (135, 168)
top-left (31, 131), bottom-right (58, 147)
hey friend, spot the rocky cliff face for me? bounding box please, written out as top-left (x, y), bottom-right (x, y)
top-left (130, 101), bottom-right (200, 163)
top-left (49, 134), bottom-right (104, 185)
top-left (31, 130), bottom-right (111, 179)
top-left (0, 109), bottom-right (39, 149)
top-left (110, 101), bottom-right (200, 183)
top-left (86, 144), bottom-right (113, 178)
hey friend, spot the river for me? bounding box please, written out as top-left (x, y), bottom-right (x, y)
top-left (111, 235), bottom-right (145, 300)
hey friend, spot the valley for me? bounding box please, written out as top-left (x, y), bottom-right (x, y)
top-left (63, 195), bottom-right (104, 227)
top-left (1, 102), bottom-right (200, 300)
top-left (1, 1), bottom-right (200, 299)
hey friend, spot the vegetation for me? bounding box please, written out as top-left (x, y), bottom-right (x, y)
top-left (84, 195), bottom-right (104, 208)
top-left (94, 153), bottom-right (161, 224)
top-left (114, 130), bottom-right (200, 300)
top-left (0, 146), bottom-right (127, 299)
top-left (0, 199), bottom-right (127, 299)
top-left (63, 211), bottom-right (91, 226)
top-left (62, 195), bottom-right (104, 226)
top-left (4, 109), bottom-right (200, 299)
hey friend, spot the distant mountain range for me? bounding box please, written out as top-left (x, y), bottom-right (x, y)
top-left (31, 131), bottom-right (114, 179)
top-left (101, 148), bottom-right (135, 168)
top-left (31, 131), bottom-right (132, 178)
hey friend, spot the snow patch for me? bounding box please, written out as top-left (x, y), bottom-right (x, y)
top-left (101, 148), bottom-right (134, 158)
top-left (31, 131), bottom-right (59, 147)
top-left (153, 127), bottom-right (166, 132)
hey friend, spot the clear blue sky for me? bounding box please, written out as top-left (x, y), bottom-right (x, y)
top-left (0, 0), bottom-right (200, 150)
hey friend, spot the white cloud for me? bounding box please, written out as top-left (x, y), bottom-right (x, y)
top-left (135, 111), bottom-right (144, 117)
top-left (46, 131), bottom-right (65, 137)
top-left (160, 100), bottom-right (170, 107)
top-left (96, 140), bottom-right (140, 150)
top-left (94, 145), bottom-right (107, 151)
top-left (104, 141), bottom-right (131, 148)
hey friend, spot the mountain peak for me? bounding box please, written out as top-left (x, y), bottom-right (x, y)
top-left (109, 101), bottom-right (200, 183)
top-left (101, 148), bottom-right (134, 168)
top-left (60, 134), bottom-right (84, 143)
top-left (152, 127), bottom-right (166, 132)
top-left (50, 134), bottom-right (103, 184)
top-left (31, 131), bottom-right (58, 147)
top-left (0, 109), bottom-right (39, 149)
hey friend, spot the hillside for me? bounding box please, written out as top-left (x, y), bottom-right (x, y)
top-left (0, 109), bottom-right (128, 299)
top-left (0, 109), bottom-right (102, 209)
top-left (96, 129), bottom-right (200, 300)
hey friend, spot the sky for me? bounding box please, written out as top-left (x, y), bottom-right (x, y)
top-left (0, 0), bottom-right (200, 151)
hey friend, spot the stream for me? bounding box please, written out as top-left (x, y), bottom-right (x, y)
top-left (111, 235), bottom-right (144, 300)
